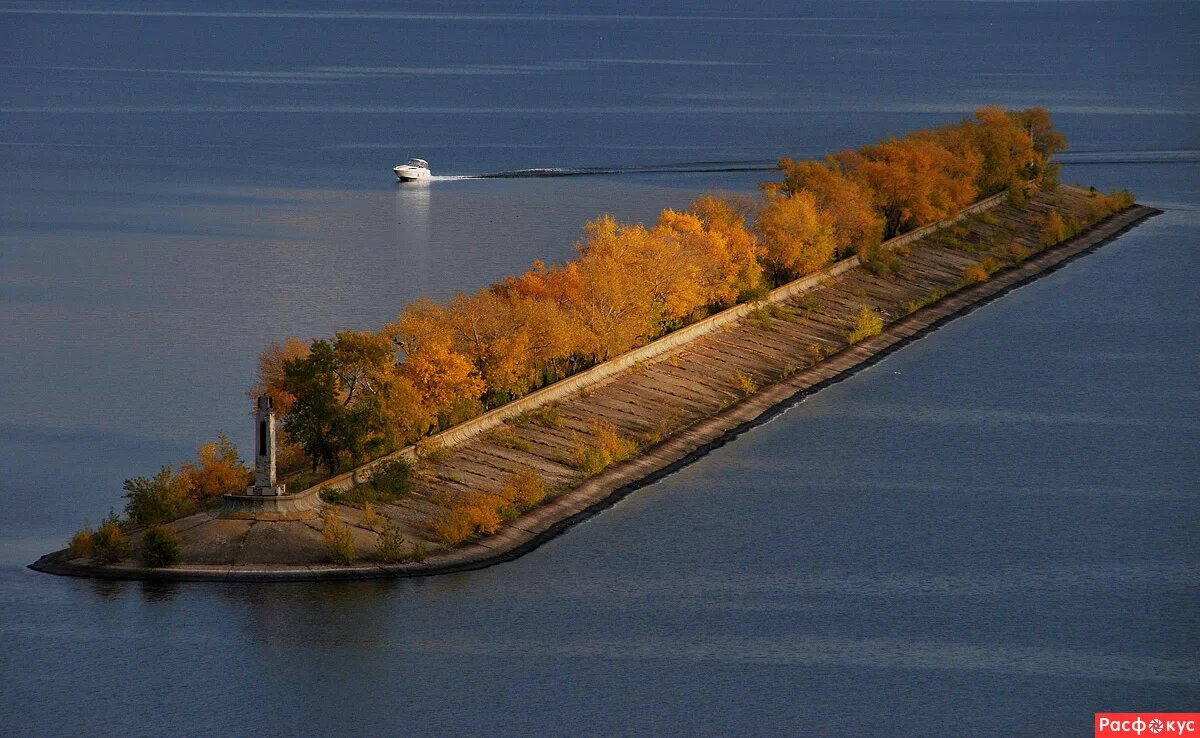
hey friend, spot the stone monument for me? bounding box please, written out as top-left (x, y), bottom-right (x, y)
top-left (219, 394), bottom-right (318, 519)
top-left (247, 395), bottom-right (286, 497)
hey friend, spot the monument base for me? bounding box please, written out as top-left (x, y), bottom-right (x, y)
top-left (219, 486), bottom-right (320, 521)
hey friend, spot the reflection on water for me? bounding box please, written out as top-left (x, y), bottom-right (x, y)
top-left (393, 180), bottom-right (432, 295)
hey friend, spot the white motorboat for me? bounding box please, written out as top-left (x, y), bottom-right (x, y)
top-left (393, 158), bottom-right (431, 181)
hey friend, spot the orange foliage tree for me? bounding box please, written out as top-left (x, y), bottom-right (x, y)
top-left (755, 191), bottom-right (838, 283)
top-left (768, 158), bottom-right (883, 258)
top-left (250, 337), bottom-right (309, 416)
top-left (836, 136), bottom-right (979, 238)
top-left (180, 434), bottom-right (252, 503)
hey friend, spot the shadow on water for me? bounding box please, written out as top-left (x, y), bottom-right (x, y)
top-left (139, 580), bottom-right (182, 603)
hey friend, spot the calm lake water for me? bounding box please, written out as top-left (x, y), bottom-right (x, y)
top-left (1, 1), bottom-right (1197, 734)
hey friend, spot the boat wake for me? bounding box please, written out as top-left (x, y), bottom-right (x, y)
top-left (434, 159), bottom-right (777, 181)
top-left (415, 149), bottom-right (1200, 183)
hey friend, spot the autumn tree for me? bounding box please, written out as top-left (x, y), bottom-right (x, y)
top-left (948, 106), bottom-right (1038, 194)
top-left (755, 191), bottom-right (838, 283)
top-left (768, 158), bottom-right (883, 258)
top-left (837, 136), bottom-right (979, 238)
top-left (1015, 106), bottom-right (1066, 185)
top-left (386, 300), bottom-right (486, 427)
top-left (180, 434), bottom-right (252, 503)
top-left (493, 266), bottom-right (592, 380)
top-left (658, 198), bottom-right (762, 307)
top-left (280, 334), bottom-right (407, 475)
top-left (250, 337), bottom-right (309, 416)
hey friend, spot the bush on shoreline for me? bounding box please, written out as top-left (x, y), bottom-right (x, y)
top-left (89, 513), bottom-right (131, 566)
top-left (321, 509), bottom-right (357, 565)
top-left (847, 305), bottom-right (884, 344)
top-left (140, 525), bottom-right (182, 567)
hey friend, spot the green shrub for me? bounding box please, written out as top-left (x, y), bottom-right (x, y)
top-left (90, 513), bottom-right (131, 566)
top-left (847, 304), bottom-right (884, 344)
top-left (1006, 182), bottom-right (1029, 206)
top-left (411, 541), bottom-right (428, 562)
top-left (374, 524), bottom-right (409, 563)
top-left (318, 486), bottom-right (343, 504)
top-left (123, 465), bottom-right (194, 526)
top-left (861, 245), bottom-right (903, 277)
top-left (796, 294), bottom-right (822, 318)
top-left (140, 525), bottom-right (182, 567)
top-left (321, 509), bottom-right (357, 565)
top-left (324, 458), bottom-right (415, 508)
top-left (67, 524), bottom-right (94, 559)
top-left (748, 305), bottom-right (774, 330)
top-left (737, 284), bottom-right (770, 303)
top-left (368, 458), bottom-right (413, 498)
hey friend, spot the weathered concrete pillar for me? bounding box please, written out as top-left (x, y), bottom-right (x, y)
top-left (247, 395), bottom-right (286, 497)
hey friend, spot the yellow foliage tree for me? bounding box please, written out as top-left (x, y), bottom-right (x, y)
top-left (656, 205), bottom-right (761, 308)
top-left (770, 157), bottom-right (884, 258)
top-left (180, 434), bottom-right (252, 504)
top-left (755, 191), bottom-right (838, 282)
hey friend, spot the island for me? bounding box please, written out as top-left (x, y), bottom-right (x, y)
top-left (31, 108), bottom-right (1160, 581)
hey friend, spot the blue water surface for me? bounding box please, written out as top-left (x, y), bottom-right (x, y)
top-left (0, 1), bottom-right (1197, 735)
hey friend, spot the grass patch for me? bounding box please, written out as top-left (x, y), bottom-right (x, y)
top-left (748, 305), bottom-right (774, 330)
top-left (796, 294), bottom-right (822, 319)
top-left (633, 402), bottom-right (688, 447)
top-left (415, 437), bottom-right (451, 463)
top-left (729, 369), bottom-right (758, 397)
top-left (571, 422), bottom-right (638, 477)
top-left (491, 427), bottom-right (532, 452)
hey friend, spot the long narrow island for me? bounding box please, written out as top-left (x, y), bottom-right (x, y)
top-left (32, 109), bottom-right (1161, 581)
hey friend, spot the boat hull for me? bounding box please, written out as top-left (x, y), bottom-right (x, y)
top-left (394, 166), bottom-right (431, 181)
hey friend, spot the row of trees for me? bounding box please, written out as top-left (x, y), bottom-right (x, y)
top-left (256, 107), bottom-right (1066, 476)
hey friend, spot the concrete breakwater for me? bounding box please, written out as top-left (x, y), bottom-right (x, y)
top-left (31, 187), bottom-right (1161, 581)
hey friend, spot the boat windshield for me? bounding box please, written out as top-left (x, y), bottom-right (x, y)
top-left (406, 158), bottom-right (429, 168)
